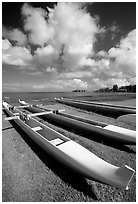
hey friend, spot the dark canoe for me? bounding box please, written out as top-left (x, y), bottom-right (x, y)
top-left (55, 98), bottom-right (136, 118)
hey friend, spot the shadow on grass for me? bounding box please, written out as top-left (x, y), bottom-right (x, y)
top-left (41, 117), bottom-right (136, 154)
top-left (2, 126), bottom-right (14, 131)
top-left (7, 119), bottom-right (98, 201)
top-left (87, 133), bottom-right (136, 154)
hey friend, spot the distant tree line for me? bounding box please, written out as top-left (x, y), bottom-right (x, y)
top-left (95, 84), bottom-right (136, 93)
top-left (72, 89), bottom-right (86, 92)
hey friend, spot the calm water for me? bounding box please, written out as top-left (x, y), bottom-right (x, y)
top-left (2, 92), bottom-right (136, 107)
top-left (2, 92), bottom-right (94, 105)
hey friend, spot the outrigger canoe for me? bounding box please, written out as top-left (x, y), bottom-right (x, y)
top-left (19, 100), bottom-right (136, 145)
top-left (55, 98), bottom-right (136, 118)
top-left (2, 101), bottom-right (135, 189)
top-left (62, 98), bottom-right (136, 110)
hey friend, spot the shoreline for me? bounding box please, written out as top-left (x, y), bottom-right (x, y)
top-left (2, 92), bottom-right (136, 104)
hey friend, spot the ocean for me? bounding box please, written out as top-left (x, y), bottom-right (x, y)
top-left (2, 92), bottom-right (136, 107)
top-left (2, 91), bottom-right (93, 105)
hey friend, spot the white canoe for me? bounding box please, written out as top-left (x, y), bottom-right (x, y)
top-left (19, 100), bottom-right (136, 145)
top-left (3, 101), bottom-right (135, 189)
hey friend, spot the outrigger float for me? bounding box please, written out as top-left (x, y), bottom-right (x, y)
top-left (55, 98), bottom-right (136, 118)
top-left (19, 99), bottom-right (136, 145)
top-left (2, 101), bottom-right (135, 190)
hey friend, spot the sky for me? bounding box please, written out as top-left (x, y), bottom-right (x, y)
top-left (2, 1), bottom-right (136, 92)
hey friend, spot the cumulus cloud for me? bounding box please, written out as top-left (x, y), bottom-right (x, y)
top-left (98, 22), bottom-right (120, 41)
top-left (46, 67), bottom-right (57, 73)
top-left (35, 45), bottom-right (55, 56)
top-left (2, 39), bottom-right (11, 50)
top-left (53, 78), bottom-right (89, 90)
top-left (21, 3), bottom-right (52, 46)
top-left (108, 29), bottom-right (136, 77)
top-left (88, 29), bottom-right (136, 89)
top-left (97, 50), bottom-right (108, 58)
top-left (2, 26), bottom-right (27, 46)
top-left (92, 77), bottom-right (131, 89)
top-left (21, 2), bottom-right (98, 73)
top-left (2, 39), bottom-right (32, 67)
top-left (2, 3), bottom-right (136, 91)
top-left (24, 78), bottom-right (89, 91)
top-left (51, 3), bottom-right (98, 46)
top-left (59, 70), bottom-right (92, 79)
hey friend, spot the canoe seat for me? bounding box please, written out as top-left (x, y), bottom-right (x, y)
top-left (95, 125), bottom-right (102, 128)
top-left (14, 113), bottom-right (20, 116)
top-left (32, 126), bottom-right (43, 131)
top-left (50, 138), bottom-right (64, 146)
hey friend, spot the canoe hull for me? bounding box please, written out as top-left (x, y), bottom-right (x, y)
top-left (19, 101), bottom-right (136, 145)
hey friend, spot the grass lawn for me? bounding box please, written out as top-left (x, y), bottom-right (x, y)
top-left (2, 95), bottom-right (136, 202)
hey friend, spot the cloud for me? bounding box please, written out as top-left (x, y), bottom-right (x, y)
top-left (110, 24), bottom-right (118, 32)
top-left (2, 3), bottom-right (136, 91)
top-left (2, 82), bottom-right (33, 91)
top-left (59, 70), bottom-right (92, 79)
top-left (51, 78), bottom-right (89, 90)
top-left (15, 78), bottom-right (89, 91)
top-left (33, 45), bottom-right (56, 69)
top-left (21, 2), bottom-right (98, 73)
top-left (2, 39), bottom-right (32, 67)
top-left (108, 29), bottom-right (136, 77)
top-left (87, 29), bottom-right (136, 89)
top-left (2, 26), bottom-right (27, 46)
top-left (92, 78), bottom-right (130, 89)
top-left (98, 22), bottom-right (120, 41)
top-left (46, 67), bottom-right (57, 73)
top-left (2, 39), bottom-right (11, 50)
top-left (35, 45), bottom-right (55, 56)
top-left (97, 50), bottom-right (108, 58)
top-left (71, 79), bottom-right (88, 89)
top-left (21, 3), bottom-right (53, 46)
top-left (52, 3), bottom-right (98, 46)
top-left (22, 71), bottom-right (44, 76)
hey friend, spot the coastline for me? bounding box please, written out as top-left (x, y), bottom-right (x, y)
top-left (2, 92), bottom-right (136, 104)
